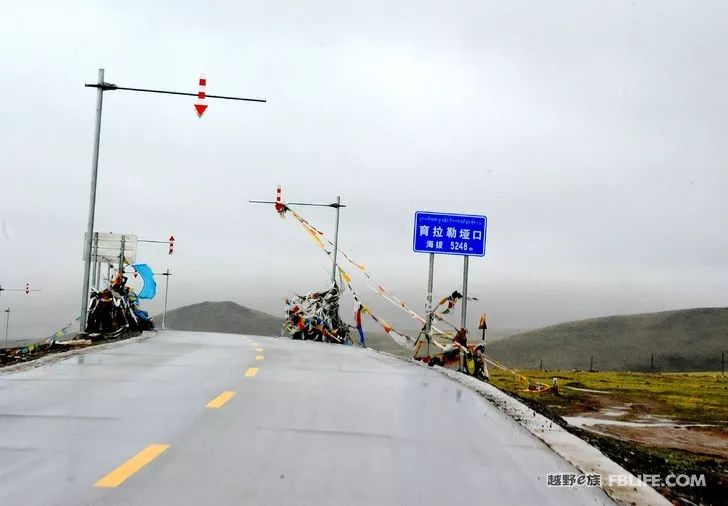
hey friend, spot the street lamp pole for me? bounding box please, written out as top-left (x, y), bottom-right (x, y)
top-left (249, 196), bottom-right (346, 285)
top-left (330, 196), bottom-right (341, 284)
top-left (80, 68), bottom-right (105, 332)
top-left (78, 69), bottom-right (265, 332)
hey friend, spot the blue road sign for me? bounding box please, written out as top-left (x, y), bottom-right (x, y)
top-left (413, 211), bottom-right (487, 256)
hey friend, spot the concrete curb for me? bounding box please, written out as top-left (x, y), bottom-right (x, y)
top-left (369, 349), bottom-right (669, 506)
top-left (0, 331), bottom-right (157, 375)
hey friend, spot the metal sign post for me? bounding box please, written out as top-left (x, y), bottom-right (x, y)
top-left (119, 235), bottom-right (126, 276)
top-left (425, 253), bottom-right (435, 355)
top-left (412, 211), bottom-right (487, 343)
top-left (79, 68), bottom-right (266, 332)
top-left (162, 268), bottom-right (171, 330)
top-left (91, 232), bottom-right (100, 289)
top-left (461, 256), bottom-right (469, 330)
top-left (3, 308), bottom-right (10, 349)
top-left (95, 260), bottom-right (102, 291)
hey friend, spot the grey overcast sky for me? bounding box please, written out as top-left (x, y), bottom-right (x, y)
top-left (2, 0), bottom-right (727, 339)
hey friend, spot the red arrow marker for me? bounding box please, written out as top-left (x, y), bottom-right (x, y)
top-left (194, 104), bottom-right (208, 117)
top-left (195, 75), bottom-right (207, 117)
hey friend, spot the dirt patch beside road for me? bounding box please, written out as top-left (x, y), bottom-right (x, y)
top-left (490, 368), bottom-right (728, 505)
top-left (588, 425), bottom-right (728, 461)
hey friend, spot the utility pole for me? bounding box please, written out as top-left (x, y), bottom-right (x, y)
top-left (3, 308), bottom-right (10, 349)
top-left (79, 68), bottom-right (266, 332)
top-left (250, 191), bottom-right (345, 285)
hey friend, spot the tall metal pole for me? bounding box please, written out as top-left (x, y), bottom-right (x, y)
top-left (3, 308), bottom-right (10, 349)
top-left (425, 253), bottom-right (435, 355)
top-left (80, 68), bottom-right (105, 332)
top-left (461, 256), bottom-right (469, 331)
top-left (162, 268), bottom-right (171, 330)
top-left (331, 196), bottom-right (341, 285)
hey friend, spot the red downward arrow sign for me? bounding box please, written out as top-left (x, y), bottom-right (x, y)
top-left (194, 104), bottom-right (208, 117)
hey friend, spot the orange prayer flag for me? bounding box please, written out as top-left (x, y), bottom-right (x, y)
top-left (478, 314), bottom-right (488, 330)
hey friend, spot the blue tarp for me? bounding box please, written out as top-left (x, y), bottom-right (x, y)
top-left (133, 263), bottom-right (157, 299)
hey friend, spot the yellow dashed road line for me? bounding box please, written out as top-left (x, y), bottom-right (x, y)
top-left (205, 391), bottom-right (236, 409)
top-left (255, 347), bottom-right (264, 352)
top-left (245, 367), bottom-right (258, 377)
top-left (94, 444), bottom-right (170, 488)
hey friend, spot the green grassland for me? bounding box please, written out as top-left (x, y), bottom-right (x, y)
top-left (488, 368), bottom-right (728, 424)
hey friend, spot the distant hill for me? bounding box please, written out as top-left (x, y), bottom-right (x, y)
top-left (159, 301), bottom-right (282, 337)
top-left (488, 307), bottom-right (728, 372)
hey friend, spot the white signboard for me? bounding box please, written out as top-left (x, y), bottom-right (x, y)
top-left (83, 233), bottom-right (138, 264)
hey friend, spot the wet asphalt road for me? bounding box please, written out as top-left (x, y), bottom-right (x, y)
top-left (0, 331), bottom-right (613, 505)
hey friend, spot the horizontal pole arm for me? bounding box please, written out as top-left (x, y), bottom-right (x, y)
top-left (248, 200), bottom-right (346, 208)
top-left (137, 239), bottom-right (173, 244)
top-left (85, 83), bottom-right (266, 103)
